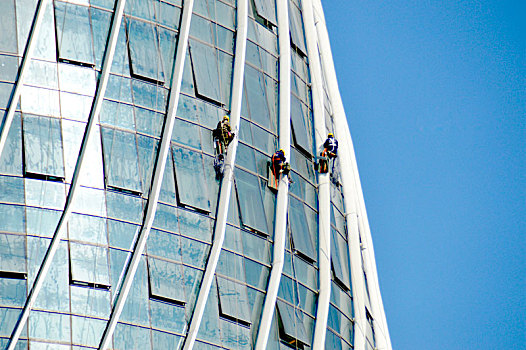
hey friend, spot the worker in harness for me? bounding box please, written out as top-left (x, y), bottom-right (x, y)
top-left (213, 153), bottom-right (225, 179)
top-left (319, 133), bottom-right (338, 173)
top-left (270, 149), bottom-right (291, 188)
top-left (213, 115), bottom-right (234, 155)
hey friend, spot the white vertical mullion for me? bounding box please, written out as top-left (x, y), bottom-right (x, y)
top-left (6, 0), bottom-right (128, 349)
top-left (97, 0), bottom-right (196, 349)
top-left (301, 0), bottom-right (331, 348)
top-left (311, 1), bottom-right (392, 349)
top-left (254, 0), bottom-right (291, 348)
top-left (0, 0), bottom-right (49, 159)
top-left (180, 0), bottom-right (248, 348)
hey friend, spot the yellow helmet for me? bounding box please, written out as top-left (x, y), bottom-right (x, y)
top-left (328, 133), bottom-right (334, 137)
top-left (223, 115), bottom-right (229, 121)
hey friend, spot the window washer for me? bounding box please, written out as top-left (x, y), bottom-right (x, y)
top-left (319, 133), bottom-right (338, 174)
top-left (213, 115), bottom-right (234, 155)
top-left (323, 133), bottom-right (338, 158)
top-left (270, 149), bottom-right (291, 188)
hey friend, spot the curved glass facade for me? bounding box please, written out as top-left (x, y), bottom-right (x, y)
top-left (0, 0), bottom-right (390, 349)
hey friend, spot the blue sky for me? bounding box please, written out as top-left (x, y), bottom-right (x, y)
top-left (323, 1), bottom-right (525, 349)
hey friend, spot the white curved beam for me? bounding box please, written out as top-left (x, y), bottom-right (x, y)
top-left (181, 0), bottom-right (248, 348)
top-left (301, 0), bottom-right (331, 348)
top-left (98, 0), bottom-right (196, 348)
top-left (254, 0), bottom-right (292, 348)
top-left (311, 1), bottom-right (392, 349)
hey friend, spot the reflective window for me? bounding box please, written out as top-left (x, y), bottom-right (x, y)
top-left (189, 40), bottom-right (222, 105)
top-left (234, 169), bottom-right (268, 235)
top-left (148, 257), bottom-right (186, 304)
top-left (288, 2), bottom-right (306, 55)
top-left (290, 95), bottom-right (312, 155)
top-left (54, 2), bottom-right (94, 66)
top-left (22, 115), bottom-right (65, 179)
top-left (216, 276), bottom-right (251, 325)
top-left (288, 196), bottom-right (316, 261)
top-left (127, 18), bottom-right (165, 83)
top-left (331, 229), bottom-right (351, 290)
top-left (0, 114), bottom-right (22, 175)
top-left (69, 242), bottom-right (110, 288)
top-left (0, 1), bottom-right (17, 54)
top-left (253, 0), bottom-right (277, 26)
top-left (172, 146), bottom-right (210, 212)
top-left (276, 300), bottom-right (310, 346)
top-left (0, 233), bottom-right (26, 276)
top-left (100, 127), bottom-right (142, 194)
top-left (71, 316), bottom-right (106, 347)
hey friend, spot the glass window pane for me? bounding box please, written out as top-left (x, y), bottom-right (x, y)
top-left (70, 242), bottom-right (110, 287)
top-left (244, 65), bottom-right (271, 130)
top-left (253, 0), bottom-right (276, 26)
top-left (23, 115), bottom-right (65, 179)
top-left (148, 257), bottom-right (186, 304)
top-left (0, 204), bottom-right (25, 234)
top-left (0, 113), bottom-right (22, 176)
top-left (0, 277), bottom-right (26, 306)
top-left (276, 300), bottom-right (309, 346)
top-left (331, 229), bottom-right (351, 290)
top-left (0, 1), bottom-right (17, 53)
top-left (91, 7), bottom-right (112, 69)
top-left (69, 214), bottom-right (107, 245)
top-left (189, 40), bottom-right (221, 104)
top-left (0, 233), bottom-right (26, 274)
top-left (127, 18), bottom-right (164, 83)
top-left (172, 146), bottom-right (210, 212)
top-left (100, 127), bottom-right (142, 194)
top-left (290, 95), bottom-right (312, 155)
top-left (288, 2), bottom-right (306, 55)
top-left (71, 316), bottom-right (106, 347)
top-left (234, 169), bottom-right (268, 235)
top-left (54, 2), bottom-right (95, 66)
top-left (288, 197), bottom-right (315, 260)
top-left (29, 311), bottom-right (71, 343)
top-left (217, 276), bottom-right (251, 324)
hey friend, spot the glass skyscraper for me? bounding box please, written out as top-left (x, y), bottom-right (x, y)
top-left (0, 0), bottom-right (391, 349)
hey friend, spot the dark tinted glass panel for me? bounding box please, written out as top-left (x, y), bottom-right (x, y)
top-left (276, 300), bottom-right (310, 346)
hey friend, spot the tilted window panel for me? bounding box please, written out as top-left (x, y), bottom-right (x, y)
top-left (172, 146), bottom-right (211, 213)
top-left (216, 276), bottom-right (251, 325)
top-left (290, 95), bottom-right (313, 156)
top-left (288, 196), bottom-right (316, 261)
top-left (253, 0), bottom-right (277, 26)
top-left (276, 299), bottom-right (310, 347)
top-left (148, 257), bottom-right (186, 305)
top-left (0, 233), bottom-right (27, 278)
top-left (234, 168), bottom-right (268, 235)
top-left (330, 229), bottom-right (351, 291)
top-left (126, 18), bottom-right (165, 83)
top-left (54, 1), bottom-right (95, 66)
top-left (288, 1), bottom-right (307, 55)
top-left (22, 114), bottom-right (65, 180)
top-left (69, 242), bottom-right (110, 288)
top-left (100, 127), bottom-right (142, 194)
